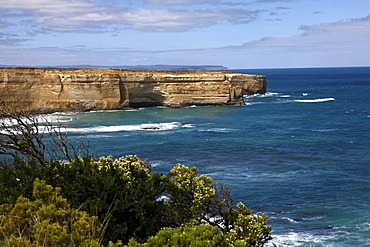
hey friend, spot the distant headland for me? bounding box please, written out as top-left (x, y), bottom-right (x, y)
top-left (0, 67), bottom-right (266, 114)
top-left (0, 64), bottom-right (229, 71)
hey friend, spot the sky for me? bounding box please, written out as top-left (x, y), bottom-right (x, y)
top-left (1, 0), bottom-right (370, 68)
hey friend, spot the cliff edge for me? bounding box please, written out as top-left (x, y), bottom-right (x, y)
top-left (0, 68), bottom-right (266, 113)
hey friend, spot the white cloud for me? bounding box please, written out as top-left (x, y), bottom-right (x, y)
top-left (144, 0), bottom-right (219, 4)
top-left (222, 14), bottom-right (370, 67)
top-left (0, 0), bottom-right (260, 33)
top-left (256, 0), bottom-right (294, 3)
top-left (1, 5), bottom-right (369, 68)
top-left (117, 8), bottom-right (259, 32)
top-left (0, 0), bottom-right (99, 13)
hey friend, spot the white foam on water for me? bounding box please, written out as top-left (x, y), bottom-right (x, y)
top-left (334, 222), bottom-right (370, 233)
top-left (0, 114), bottom-right (73, 127)
top-left (42, 115), bottom-right (73, 123)
top-left (201, 128), bottom-right (233, 133)
top-left (281, 217), bottom-right (299, 223)
top-left (0, 124), bottom-right (69, 135)
top-left (85, 134), bottom-right (114, 138)
top-left (243, 101), bottom-right (264, 106)
top-left (244, 92), bottom-right (279, 98)
top-left (302, 216), bottom-right (324, 221)
top-left (150, 162), bottom-right (161, 167)
top-left (0, 118), bottom-right (18, 127)
top-left (264, 92), bottom-right (280, 97)
top-left (280, 95), bottom-right (291, 98)
top-left (267, 232), bottom-right (336, 247)
top-left (210, 128), bottom-right (232, 133)
top-left (312, 128), bottom-right (339, 132)
top-left (87, 109), bottom-right (122, 113)
top-left (50, 111), bottom-right (78, 116)
top-left (38, 113), bottom-right (77, 124)
top-left (64, 122), bottom-right (186, 133)
top-left (182, 124), bottom-right (196, 128)
top-left (0, 128), bottom-right (16, 135)
top-left (294, 98), bottom-right (335, 103)
top-left (356, 222), bottom-right (370, 232)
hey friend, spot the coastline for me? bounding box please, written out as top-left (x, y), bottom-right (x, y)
top-left (0, 68), bottom-right (266, 114)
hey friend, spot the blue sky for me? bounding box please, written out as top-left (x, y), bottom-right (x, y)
top-left (1, 0), bottom-right (370, 68)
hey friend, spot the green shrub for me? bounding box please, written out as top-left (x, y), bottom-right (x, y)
top-left (0, 157), bottom-right (271, 246)
top-left (0, 179), bottom-right (101, 246)
top-left (163, 164), bottom-right (272, 247)
top-left (0, 157), bottom-right (43, 205)
top-left (224, 202), bottom-right (272, 246)
top-left (127, 225), bottom-right (227, 247)
top-left (41, 155), bottom-right (166, 244)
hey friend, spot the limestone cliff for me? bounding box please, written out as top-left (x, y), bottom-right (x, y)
top-left (0, 68), bottom-right (266, 113)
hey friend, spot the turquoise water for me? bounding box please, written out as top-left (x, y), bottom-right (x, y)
top-left (60, 67), bottom-right (370, 246)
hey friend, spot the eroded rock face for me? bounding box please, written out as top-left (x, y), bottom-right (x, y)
top-left (0, 68), bottom-right (266, 113)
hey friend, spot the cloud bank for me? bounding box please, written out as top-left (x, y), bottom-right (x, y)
top-left (0, 0), bottom-right (260, 33)
top-left (1, 0), bottom-right (369, 68)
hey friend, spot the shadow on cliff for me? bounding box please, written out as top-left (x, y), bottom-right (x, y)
top-left (119, 77), bottom-right (166, 108)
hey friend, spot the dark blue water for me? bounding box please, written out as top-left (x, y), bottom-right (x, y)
top-left (61, 67), bottom-right (370, 246)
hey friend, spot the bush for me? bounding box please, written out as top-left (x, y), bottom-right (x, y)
top-left (162, 164), bottom-right (216, 226)
top-left (0, 179), bottom-right (101, 246)
top-left (0, 157), bottom-right (43, 205)
top-left (127, 225), bottom-right (227, 247)
top-left (39, 155), bottom-right (166, 244)
top-left (224, 202), bottom-right (272, 246)
top-left (0, 156), bottom-right (272, 246)
top-left (163, 164), bottom-right (272, 247)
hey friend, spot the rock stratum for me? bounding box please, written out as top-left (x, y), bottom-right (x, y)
top-left (0, 68), bottom-right (266, 113)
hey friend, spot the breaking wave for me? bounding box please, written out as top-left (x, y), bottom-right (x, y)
top-left (267, 232), bottom-right (337, 247)
top-left (294, 98), bottom-right (335, 103)
top-left (64, 122), bottom-right (187, 133)
top-left (244, 92), bottom-right (280, 98)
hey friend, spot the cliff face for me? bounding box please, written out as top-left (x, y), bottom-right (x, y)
top-left (0, 68), bottom-right (266, 113)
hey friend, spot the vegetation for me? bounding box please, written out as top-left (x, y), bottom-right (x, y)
top-left (0, 179), bottom-right (101, 246)
top-left (0, 105), bottom-right (272, 246)
top-left (127, 225), bottom-right (228, 247)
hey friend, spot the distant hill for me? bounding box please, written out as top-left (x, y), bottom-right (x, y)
top-left (0, 64), bottom-right (228, 71)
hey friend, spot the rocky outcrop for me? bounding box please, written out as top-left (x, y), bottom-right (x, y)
top-left (0, 68), bottom-right (266, 113)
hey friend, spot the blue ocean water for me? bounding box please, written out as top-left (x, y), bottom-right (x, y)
top-left (60, 67), bottom-right (370, 246)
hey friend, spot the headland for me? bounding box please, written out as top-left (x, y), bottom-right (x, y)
top-left (0, 68), bottom-right (266, 113)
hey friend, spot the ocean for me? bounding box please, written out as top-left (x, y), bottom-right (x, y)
top-left (53, 67), bottom-right (370, 246)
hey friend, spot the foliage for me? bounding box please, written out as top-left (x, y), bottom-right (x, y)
top-left (224, 202), bottom-right (272, 247)
top-left (164, 164), bottom-right (272, 247)
top-left (0, 156), bottom-right (272, 246)
top-left (163, 164), bottom-right (216, 226)
top-left (126, 225), bottom-right (228, 247)
top-left (0, 157), bottom-right (43, 205)
top-left (0, 179), bottom-right (101, 246)
top-left (0, 156), bottom-right (165, 244)
top-left (39, 155), bottom-right (166, 244)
